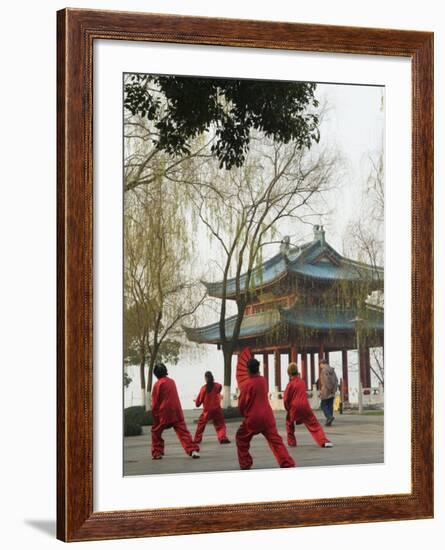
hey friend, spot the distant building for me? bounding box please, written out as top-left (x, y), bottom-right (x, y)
top-left (185, 226), bottom-right (383, 403)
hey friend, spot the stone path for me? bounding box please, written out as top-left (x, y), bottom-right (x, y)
top-left (124, 410), bottom-right (384, 476)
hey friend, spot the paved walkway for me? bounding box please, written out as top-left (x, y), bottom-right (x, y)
top-left (124, 410), bottom-right (384, 476)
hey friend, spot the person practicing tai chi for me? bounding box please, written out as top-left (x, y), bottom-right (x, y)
top-left (194, 371), bottom-right (230, 445)
top-left (318, 358), bottom-right (339, 426)
top-left (236, 358), bottom-right (295, 470)
top-left (284, 362), bottom-right (333, 448)
top-left (151, 363), bottom-right (200, 460)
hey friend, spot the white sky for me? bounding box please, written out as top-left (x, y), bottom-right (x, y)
top-left (124, 81), bottom-right (385, 408)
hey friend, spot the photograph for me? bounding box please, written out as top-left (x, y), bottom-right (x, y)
top-left (122, 73), bottom-right (385, 476)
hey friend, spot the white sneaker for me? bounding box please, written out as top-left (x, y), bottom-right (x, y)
top-left (191, 450), bottom-right (200, 459)
top-left (323, 442), bottom-right (333, 448)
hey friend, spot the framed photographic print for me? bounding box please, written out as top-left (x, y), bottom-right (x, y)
top-left (57, 8), bottom-right (433, 542)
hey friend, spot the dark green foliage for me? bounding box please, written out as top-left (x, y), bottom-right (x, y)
top-left (124, 74), bottom-right (320, 169)
top-left (124, 420), bottom-right (142, 437)
top-left (124, 406), bottom-right (153, 426)
top-left (222, 406), bottom-right (243, 419)
top-left (123, 371), bottom-right (132, 388)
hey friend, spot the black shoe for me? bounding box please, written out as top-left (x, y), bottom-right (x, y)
top-left (326, 416), bottom-right (335, 427)
top-left (220, 438), bottom-right (231, 444)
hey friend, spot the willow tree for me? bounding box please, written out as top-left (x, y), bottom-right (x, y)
top-left (124, 74), bottom-right (208, 409)
top-left (123, 73), bottom-right (323, 407)
top-left (343, 146), bottom-right (385, 386)
top-left (124, 180), bottom-right (204, 410)
top-left (344, 147), bottom-right (384, 289)
top-left (186, 138), bottom-right (336, 405)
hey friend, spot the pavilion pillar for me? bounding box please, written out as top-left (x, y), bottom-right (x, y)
top-left (325, 350), bottom-right (330, 363)
top-left (310, 353), bottom-right (316, 388)
top-left (341, 350), bottom-right (349, 402)
top-left (263, 353), bottom-right (269, 389)
top-left (274, 349), bottom-right (282, 393)
top-left (290, 343), bottom-right (298, 364)
top-left (359, 346), bottom-right (367, 388)
top-left (301, 351), bottom-right (308, 388)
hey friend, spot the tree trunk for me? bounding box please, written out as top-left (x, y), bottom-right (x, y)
top-left (222, 345), bottom-right (233, 408)
top-left (139, 357), bottom-right (147, 409)
top-left (145, 360), bottom-right (155, 412)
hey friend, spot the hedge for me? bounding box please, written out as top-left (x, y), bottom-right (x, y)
top-left (124, 406), bottom-right (153, 426)
top-left (222, 406), bottom-right (242, 420)
top-left (124, 420), bottom-right (142, 437)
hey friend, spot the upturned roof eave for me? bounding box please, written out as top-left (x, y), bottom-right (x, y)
top-left (202, 269), bottom-right (290, 299)
top-left (202, 239), bottom-right (384, 298)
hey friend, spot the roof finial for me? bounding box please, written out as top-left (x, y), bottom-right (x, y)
top-left (313, 224), bottom-right (326, 245)
top-left (280, 235), bottom-right (291, 259)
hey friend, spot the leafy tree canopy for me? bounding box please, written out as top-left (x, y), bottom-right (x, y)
top-left (124, 74), bottom-right (320, 169)
top-left (123, 371), bottom-right (132, 388)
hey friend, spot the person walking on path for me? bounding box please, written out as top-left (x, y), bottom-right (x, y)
top-left (284, 362), bottom-right (333, 448)
top-left (318, 358), bottom-right (338, 426)
top-left (194, 371), bottom-right (230, 445)
top-left (151, 363), bottom-right (200, 460)
top-left (236, 358), bottom-right (295, 470)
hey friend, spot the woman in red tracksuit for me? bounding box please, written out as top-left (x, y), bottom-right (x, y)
top-left (151, 363), bottom-right (200, 460)
top-left (236, 358), bottom-right (295, 470)
top-left (194, 371), bottom-right (230, 444)
top-left (283, 362), bottom-right (333, 448)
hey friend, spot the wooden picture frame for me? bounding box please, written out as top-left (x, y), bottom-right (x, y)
top-left (57, 8), bottom-right (434, 542)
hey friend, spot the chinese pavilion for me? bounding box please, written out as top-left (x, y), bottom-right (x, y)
top-left (185, 226), bottom-right (384, 403)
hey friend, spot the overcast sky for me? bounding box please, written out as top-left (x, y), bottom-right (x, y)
top-left (125, 81), bottom-right (385, 409)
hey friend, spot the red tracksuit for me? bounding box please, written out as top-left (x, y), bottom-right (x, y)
top-left (236, 374), bottom-right (295, 469)
top-left (194, 382), bottom-right (229, 443)
top-left (151, 376), bottom-right (199, 458)
top-left (283, 376), bottom-right (330, 447)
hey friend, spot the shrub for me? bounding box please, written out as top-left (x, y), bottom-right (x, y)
top-left (124, 419), bottom-right (142, 437)
top-left (222, 406), bottom-right (242, 420)
top-left (124, 406), bottom-right (153, 426)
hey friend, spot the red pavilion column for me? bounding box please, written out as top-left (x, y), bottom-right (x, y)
top-left (274, 349), bottom-right (281, 393)
top-left (310, 353), bottom-right (316, 388)
top-left (263, 353), bottom-right (269, 388)
top-left (359, 346), bottom-right (367, 388)
top-left (301, 351), bottom-right (308, 388)
top-left (290, 343), bottom-right (298, 364)
top-left (341, 350), bottom-right (349, 402)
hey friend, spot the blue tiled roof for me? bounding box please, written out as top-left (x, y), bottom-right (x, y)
top-left (203, 251), bottom-right (293, 298)
top-left (184, 309), bottom-right (281, 344)
top-left (203, 238), bottom-right (383, 298)
top-left (281, 304), bottom-right (384, 331)
top-left (184, 303), bottom-right (383, 344)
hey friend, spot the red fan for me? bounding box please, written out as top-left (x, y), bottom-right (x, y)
top-left (236, 347), bottom-right (253, 388)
